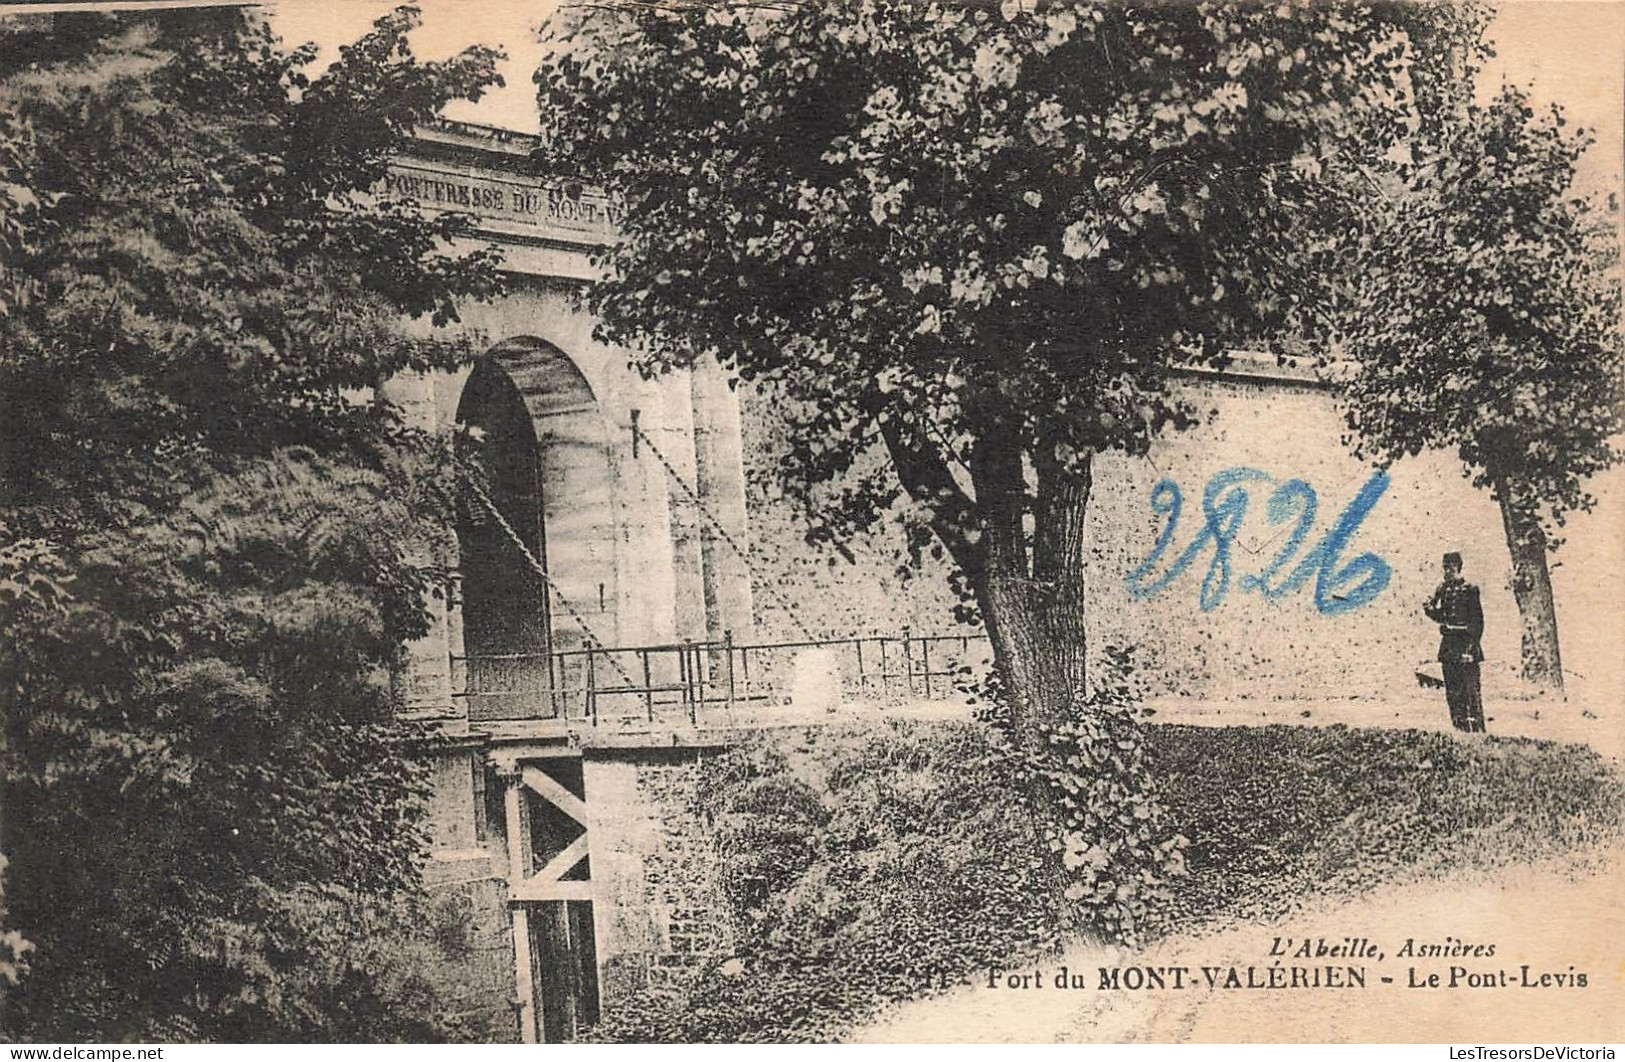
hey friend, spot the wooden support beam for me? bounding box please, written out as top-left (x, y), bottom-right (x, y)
top-left (509, 879), bottom-right (596, 903)
top-left (532, 833), bottom-right (590, 888)
top-left (503, 775), bottom-right (541, 1042)
top-left (511, 906), bottom-right (537, 1044)
top-left (503, 776), bottom-right (530, 882)
top-left (521, 765), bottom-right (590, 827)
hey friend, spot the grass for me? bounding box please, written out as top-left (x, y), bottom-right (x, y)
top-left (1149, 723), bottom-right (1625, 933)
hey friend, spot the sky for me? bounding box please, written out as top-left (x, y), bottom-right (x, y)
top-left (263, 0), bottom-right (1625, 194)
top-left (1477, 2), bottom-right (1624, 195)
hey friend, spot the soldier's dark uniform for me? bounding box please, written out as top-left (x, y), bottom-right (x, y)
top-left (1424, 556), bottom-right (1485, 733)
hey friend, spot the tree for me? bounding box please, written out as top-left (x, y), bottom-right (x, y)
top-left (0, 8), bottom-right (501, 1039)
top-left (1332, 83), bottom-right (1624, 691)
top-left (532, 4), bottom-right (1483, 752)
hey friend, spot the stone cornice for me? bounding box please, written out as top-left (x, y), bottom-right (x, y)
top-left (412, 118), bottom-right (544, 161)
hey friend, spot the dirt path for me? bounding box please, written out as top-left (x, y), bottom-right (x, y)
top-left (851, 853), bottom-right (1625, 1043)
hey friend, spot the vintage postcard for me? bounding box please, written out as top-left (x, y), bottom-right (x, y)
top-left (0, 0), bottom-right (1621, 1048)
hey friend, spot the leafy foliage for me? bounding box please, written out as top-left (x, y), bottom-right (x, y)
top-left (536, 0), bottom-right (1483, 476)
top-left (1152, 723), bottom-right (1625, 929)
top-left (1324, 76), bottom-right (1622, 686)
top-left (0, 853), bottom-right (32, 993)
top-left (1332, 83), bottom-right (1624, 540)
top-left (1, 11), bottom-right (501, 524)
top-left (592, 719), bottom-right (1058, 1043)
top-left (0, 8), bottom-right (500, 1041)
top-left (981, 649), bottom-right (1188, 946)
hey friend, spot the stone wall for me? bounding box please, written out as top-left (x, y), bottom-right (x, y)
top-left (421, 876), bottom-right (522, 1044)
top-left (739, 385), bottom-right (965, 644)
top-left (739, 363), bottom-right (1625, 707)
top-left (584, 748), bottom-right (734, 1003)
top-left (1085, 369), bottom-right (1512, 701)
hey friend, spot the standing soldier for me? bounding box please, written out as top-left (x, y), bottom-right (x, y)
top-left (1424, 551), bottom-right (1486, 733)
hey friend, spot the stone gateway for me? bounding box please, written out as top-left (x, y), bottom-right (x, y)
top-left (381, 123), bottom-right (753, 1043)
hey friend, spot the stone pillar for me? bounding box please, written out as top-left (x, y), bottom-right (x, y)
top-left (658, 370), bottom-right (711, 645)
top-left (383, 372), bottom-right (487, 891)
top-left (582, 749), bottom-right (733, 1005)
top-left (381, 370), bottom-right (458, 720)
top-left (690, 356), bottom-right (756, 644)
top-left (612, 380), bottom-right (681, 647)
top-left (446, 573), bottom-right (466, 714)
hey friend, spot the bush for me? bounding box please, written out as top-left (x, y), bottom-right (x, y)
top-left (978, 650), bottom-right (1189, 946)
top-left (0, 9), bottom-right (502, 1042)
top-left (590, 719), bottom-right (1056, 1042)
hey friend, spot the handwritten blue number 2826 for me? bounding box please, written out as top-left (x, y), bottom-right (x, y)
top-left (1126, 468), bottom-right (1392, 615)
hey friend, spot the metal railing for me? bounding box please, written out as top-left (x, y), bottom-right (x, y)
top-left (450, 629), bottom-right (992, 725)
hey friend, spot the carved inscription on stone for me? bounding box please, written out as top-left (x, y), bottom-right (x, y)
top-left (383, 162), bottom-right (621, 242)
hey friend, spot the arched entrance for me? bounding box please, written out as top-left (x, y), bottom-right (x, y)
top-left (455, 339), bottom-right (618, 721)
top-left (457, 358), bottom-right (554, 720)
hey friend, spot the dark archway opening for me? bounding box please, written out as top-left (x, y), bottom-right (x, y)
top-left (457, 359), bottom-right (554, 719)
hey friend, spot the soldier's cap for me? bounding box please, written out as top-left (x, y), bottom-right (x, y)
top-left (1443, 551), bottom-right (1463, 567)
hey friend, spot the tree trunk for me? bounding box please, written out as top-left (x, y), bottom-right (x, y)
top-left (969, 445), bottom-right (1093, 932)
top-left (979, 573), bottom-right (1084, 738)
top-left (1495, 477), bottom-right (1564, 691)
top-left (875, 411), bottom-right (1095, 925)
top-left (975, 453), bottom-right (1091, 755)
